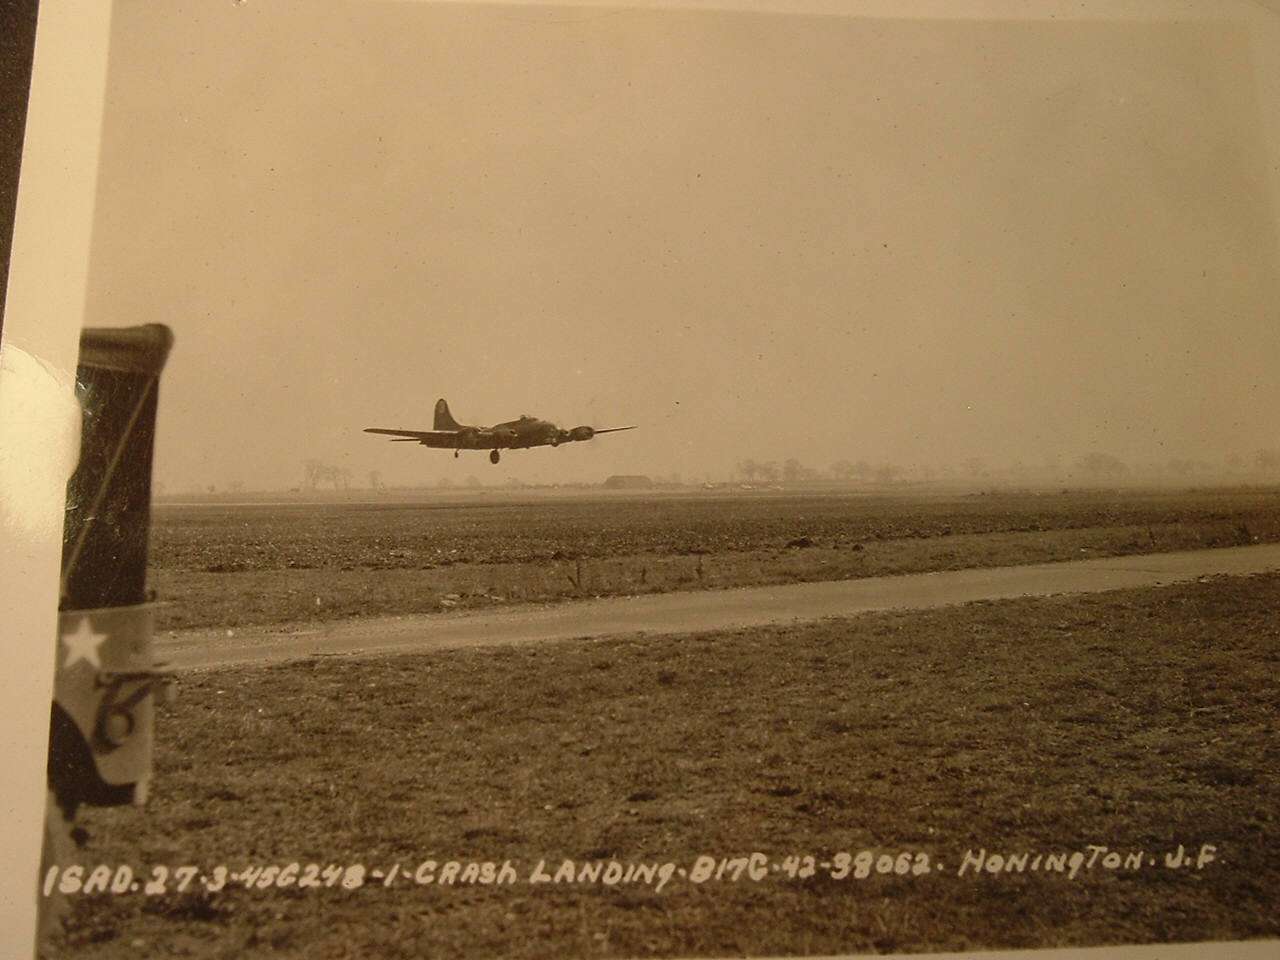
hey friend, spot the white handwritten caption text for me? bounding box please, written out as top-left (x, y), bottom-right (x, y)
top-left (43, 844), bottom-right (1220, 897)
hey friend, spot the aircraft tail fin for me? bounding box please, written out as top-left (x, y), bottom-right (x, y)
top-left (434, 398), bottom-right (462, 431)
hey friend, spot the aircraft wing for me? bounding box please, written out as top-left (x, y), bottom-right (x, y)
top-left (592, 426), bottom-right (638, 434)
top-left (364, 428), bottom-right (459, 444)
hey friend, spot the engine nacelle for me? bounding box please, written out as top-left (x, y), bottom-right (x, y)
top-left (569, 426), bottom-right (595, 442)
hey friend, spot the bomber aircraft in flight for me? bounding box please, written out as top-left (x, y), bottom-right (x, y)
top-left (365, 399), bottom-right (636, 464)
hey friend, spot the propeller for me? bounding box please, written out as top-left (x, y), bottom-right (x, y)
top-left (568, 425), bottom-right (637, 442)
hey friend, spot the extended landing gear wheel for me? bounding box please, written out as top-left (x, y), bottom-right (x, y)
top-left (453, 449), bottom-right (459, 459)
top-left (490, 450), bottom-right (501, 464)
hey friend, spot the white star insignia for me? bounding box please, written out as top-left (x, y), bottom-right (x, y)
top-left (62, 617), bottom-right (107, 671)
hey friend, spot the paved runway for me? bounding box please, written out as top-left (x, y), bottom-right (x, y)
top-left (156, 543), bottom-right (1280, 671)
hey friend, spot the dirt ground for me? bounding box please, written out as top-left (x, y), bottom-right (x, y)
top-left (148, 487), bottom-right (1280, 630)
top-left (57, 572), bottom-right (1280, 958)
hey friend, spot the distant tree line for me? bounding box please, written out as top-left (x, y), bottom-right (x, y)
top-left (736, 458), bottom-right (913, 484)
top-left (299, 463), bottom-right (495, 492)
top-left (732, 447), bottom-right (1280, 486)
top-left (303, 459), bottom-right (353, 490)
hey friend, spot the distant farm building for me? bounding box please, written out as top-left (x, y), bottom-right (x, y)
top-left (603, 474), bottom-right (653, 489)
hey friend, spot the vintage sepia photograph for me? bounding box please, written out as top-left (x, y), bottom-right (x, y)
top-left (3, 0), bottom-right (1279, 957)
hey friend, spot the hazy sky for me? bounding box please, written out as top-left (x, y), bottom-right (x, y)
top-left (83, 1), bottom-right (1280, 489)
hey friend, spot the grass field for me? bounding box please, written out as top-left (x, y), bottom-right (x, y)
top-left (149, 487), bottom-right (1280, 631)
top-left (57, 572), bottom-right (1280, 958)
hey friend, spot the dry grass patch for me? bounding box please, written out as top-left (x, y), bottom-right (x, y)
top-left (58, 574), bottom-right (1280, 957)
